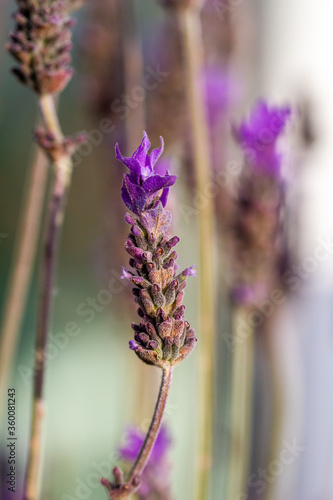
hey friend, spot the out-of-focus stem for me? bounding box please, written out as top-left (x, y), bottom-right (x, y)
top-left (178, 6), bottom-right (216, 499)
top-left (123, 0), bottom-right (145, 155)
top-left (263, 322), bottom-right (283, 500)
top-left (0, 146), bottom-right (48, 424)
top-left (24, 94), bottom-right (72, 500)
top-left (226, 304), bottom-right (254, 500)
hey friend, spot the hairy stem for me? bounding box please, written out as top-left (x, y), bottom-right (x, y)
top-left (24, 94), bottom-right (72, 500)
top-left (226, 304), bottom-right (254, 500)
top-left (178, 6), bottom-right (216, 499)
top-left (0, 145), bottom-right (48, 424)
top-left (129, 365), bottom-right (173, 483)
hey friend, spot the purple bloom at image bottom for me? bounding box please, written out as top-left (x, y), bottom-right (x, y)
top-left (119, 425), bottom-right (172, 498)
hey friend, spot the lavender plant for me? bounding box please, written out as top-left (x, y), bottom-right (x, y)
top-left (101, 132), bottom-right (197, 499)
top-left (231, 101), bottom-right (291, 304)
top-left (226, 101), bottom-right (291, 500)
top-left (6, 2), bottom-right (85, 500)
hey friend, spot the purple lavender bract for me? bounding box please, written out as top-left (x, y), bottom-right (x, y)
top-left (234, 101), bottom-right (291, 176)
top-left (116, 132), bottom-right (197, 367)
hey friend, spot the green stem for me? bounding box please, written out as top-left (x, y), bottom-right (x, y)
top-left (226, 304), bottom-right (254, 500)
top-left (23, 94), bottom-right (72, 500)
top-left (177, 6), bottom-right (216, 499)
top-left (263, 320), bottom-right (283, 500)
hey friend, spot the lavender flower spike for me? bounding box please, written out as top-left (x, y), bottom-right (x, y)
top-left (116, 132), bottom-right (197, 368)
top-left (102, 133), bottom-right (196, 500)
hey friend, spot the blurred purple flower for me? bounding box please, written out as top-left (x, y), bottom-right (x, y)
top-left (234, 101), bottom-right (291, 175)
top-left (115, 132), bottom-right (177, 215)
top-left (119, 426), bottom-right (172, 499)
top-left (203, 65), bottom-right (231, 128)
top-left (119, 425), bottom-right (171, 463)
top-left (232, 282), bottom-right (269, 305)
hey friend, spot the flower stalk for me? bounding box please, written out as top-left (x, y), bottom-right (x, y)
top-left (24, 94), bottom-right (72, 500)
top-left (226, 102), bottom-right (291, 500)
top-left (102, 132), bottom-right (197, 499)
top-left (0, 144), bottom-right (48, 425)
top-left (129, 366), bottom-right (173, 480)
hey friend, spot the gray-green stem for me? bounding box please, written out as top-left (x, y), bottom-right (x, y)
top-left (23, 94), bottom-right (72, 500)
top-left (0, 145), bottom-right (48, 425)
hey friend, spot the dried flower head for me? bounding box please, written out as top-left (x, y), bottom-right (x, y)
top-left (119, 425), bottom-right (173, 500)
top-left (116, 132), bottom-right (197, 368)
top-left (7, 0), bottom-right (76, 94)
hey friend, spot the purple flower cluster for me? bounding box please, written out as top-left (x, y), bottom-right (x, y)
top-left (116, 132), bottom-right (197, 368)
top-left (119, 426), bottom-right (173, 499)
top-left (116, 134), bottom-right (177, 216)
top-left (234, 101), bottom-right (291, 176)
top-left (7, 0), bottom-right (75, 94)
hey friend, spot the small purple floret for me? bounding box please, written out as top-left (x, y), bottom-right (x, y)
top-left (129, 340), bottom-right (139, 351)
top-left (120, 267), bottom-right (133, 280)
top-left (184, 265), bottom-right (197, 277)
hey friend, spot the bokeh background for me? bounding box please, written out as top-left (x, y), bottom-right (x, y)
top-left (1, 1), bottom-right (333, 500)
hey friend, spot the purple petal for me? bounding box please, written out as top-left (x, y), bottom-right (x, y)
top-left (160, 188), bottom-right (169, 207)
top-left (184, 265), bottom-right (197, 277)
top-left (121, 175), bottom-right (147, 214)
top-left (115, 143), bottom-right (142, 181)
top-left (148, 136), bottom-right (164, 169)
top-left (154, 157), bottom-right (171, 177)
top-left (143, 174), bottom-right (177, 195)
top-left (132, 131), bottom-right (151, 165)
top-left (120, 267), bottom-right (133, 280)
top-left (129, 340), bottom-right (139, 351)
